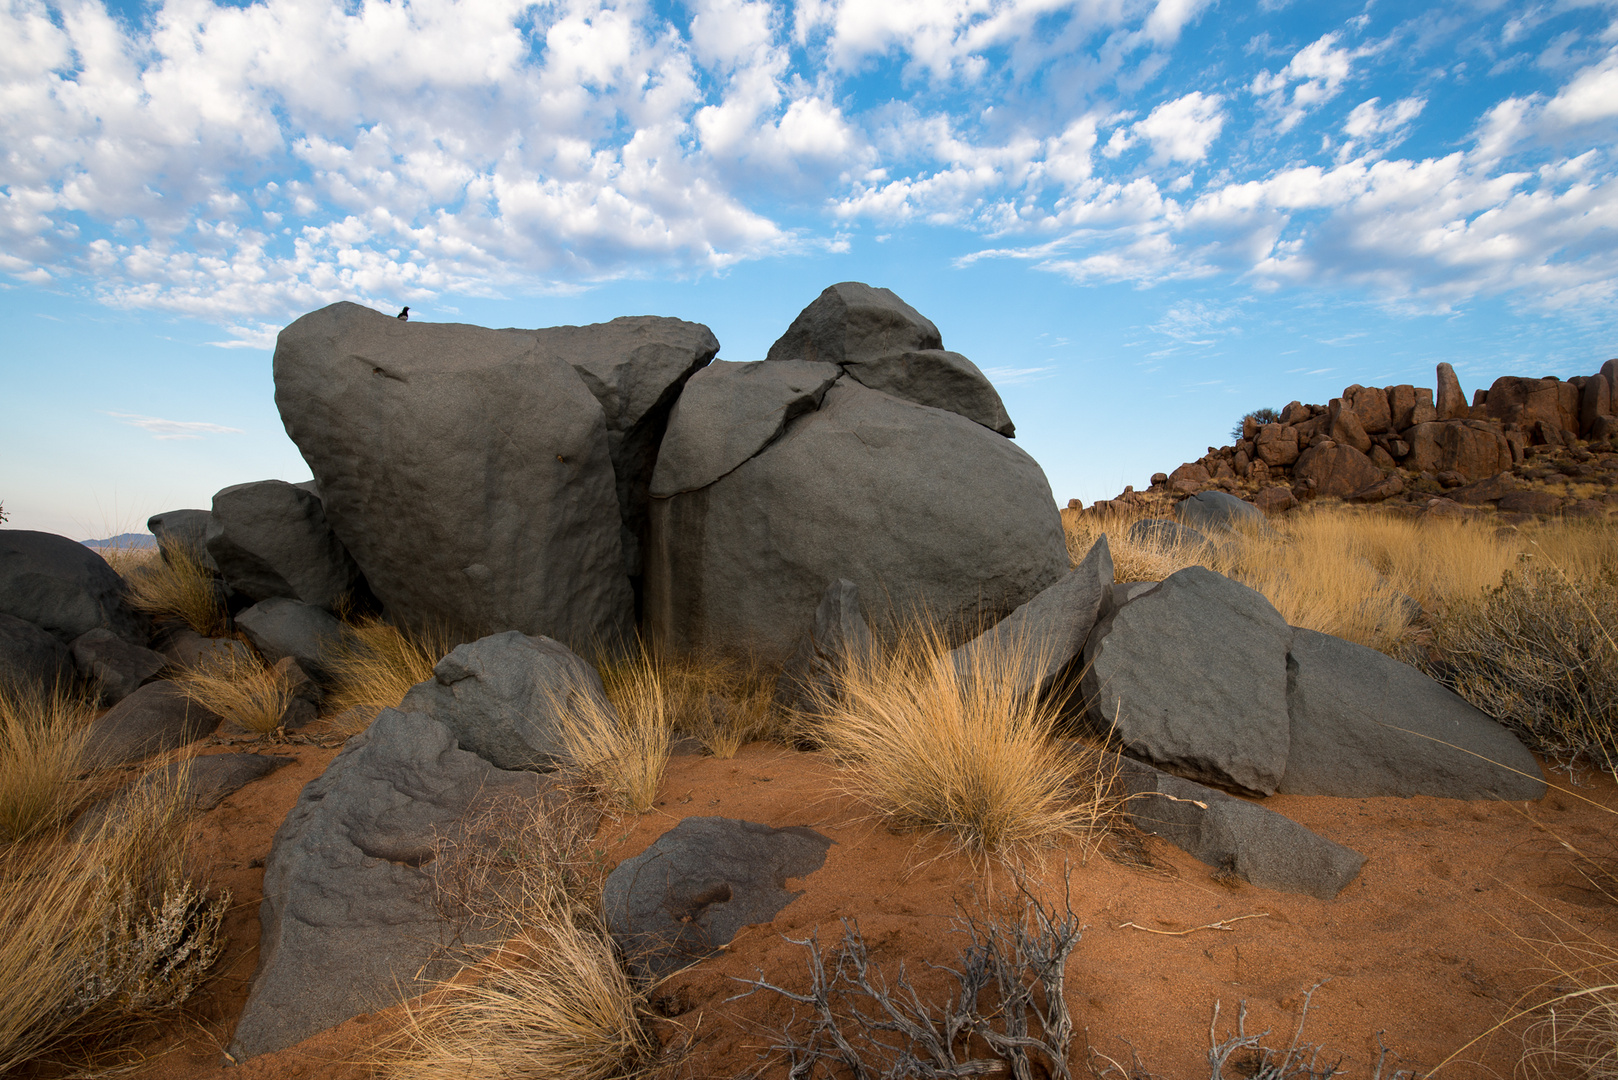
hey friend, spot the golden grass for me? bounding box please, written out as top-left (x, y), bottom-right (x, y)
top-left (172, 649), bottom-right (291, 734)
top-left (811, 621), bottom-right (1116, 860)
top-left (556, 652), bottom-right (672, 815)
top-left (322, 616), bottom-right (455, 734)
top-left (0, 683), bottom-right (96, 845)
top-left (644, 650), bottom-right (781, 758)
top-left (118, 544), bottom-right (228, 638)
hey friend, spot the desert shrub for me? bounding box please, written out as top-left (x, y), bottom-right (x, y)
top-left (323, 616), bottom-right (455, 733)
top-left (1230, 406), bottom-right (1280, 442)
top-left (556, 651), bottom-right (672, 814)
top-left (0, 682), bottom-right (96, 844)
top-left (173, 648), bottom-right (291, 734)
top-left (811, 621), bottom-right (1115, 859)
top-left (119, 545), bottom-right (227, 638)
top-left (1418, 563), bottom-right (1618, 773)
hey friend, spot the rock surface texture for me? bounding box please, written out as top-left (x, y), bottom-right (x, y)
top-left (0, 531), bottom-right (145, 646)
top-left (775, 578), bottom-right (879, 712)
top-left (605, 816), bottom-right (833, 979)
top-left (234, 598), bottom-right (345, 680)
top-left (206, 480), bottom-right (362, 609)
top-left (0, 612), bottom-right (73, 696)
top-left (80, 681), bottom-right (222, 768)
top-left (70, 628), bottom-right (166, 705)
top-left (227, 708), bottom-right (550, 1061)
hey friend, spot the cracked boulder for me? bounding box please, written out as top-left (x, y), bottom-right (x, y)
top-left (227, 707), bottom-right (555, 1061)
top-left (605, 816), bottom-right (833, 980)
top-left (273, 302), bottom-right (636, 647)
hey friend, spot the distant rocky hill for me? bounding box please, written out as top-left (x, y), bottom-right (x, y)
top-left (1079, 360), bottom-right (1618, 520)
top-left (81, 532), bottom-right (157, 550)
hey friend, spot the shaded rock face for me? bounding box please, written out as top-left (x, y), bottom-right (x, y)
top-left (0, 612), bottom-right (72, 697)
top-left (604, 816), bottom-right (833, 980)
top-left (776, 579), bottom-right (878, 713)
top-left (398, 631), bottom-right (611, 771)
top-left (206, 481), bottom-right (362, 610)
top-left (70, 628), bottom-right (166, 705)
top-left (273, 302), bottom-right (634, 649)
top-left (148, 509), bottom-right (217, 572)
top-left (647, 378), bottom-right (1068, 663)
top-left (227, 708), bottom-right (550, 1061)
top-left (234, 599), bottom-right (345, 682)
top-left (1404, 421), bottom-right (1513, 482)
top-left (0, 531), bottom-right (145, 646)
top-left (1485, 376), bottom-right (1581, 434)
top-left (1293, 444), bottom-right (1383, 499)
top-left (503, 316), bottom-right (719, 588)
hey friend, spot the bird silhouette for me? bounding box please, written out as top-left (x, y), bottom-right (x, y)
top-left (397, 306), bottom-right (410, 321)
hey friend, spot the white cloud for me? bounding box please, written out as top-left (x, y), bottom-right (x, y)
top-left (1133, 91), bottom-right (1225, 164)
top-left (1250, 31), bottom-right (1375, 133)
top-left (105, 412), bottom-right (245, 439)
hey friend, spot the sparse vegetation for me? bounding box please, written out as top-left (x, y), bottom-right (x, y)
top-left (322, 616), bottom-right (456, 733)
top-left (557, 651), bottom-right (673, 815)
top-left (644, 649), bottom-right (781, 758)
top-left (1231, 406), bottom-right (1281, 443)
top-left (119, 544), bottom-right (228, 638)
top-left (0, 682), bottom-right (96, 844)
top-left (810, 620), bottom-right (1116, 859)
top-left (173, 648), bottom-right (292, 734)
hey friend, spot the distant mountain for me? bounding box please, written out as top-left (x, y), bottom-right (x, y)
top-left (82, 532), bottom-right (157, 550)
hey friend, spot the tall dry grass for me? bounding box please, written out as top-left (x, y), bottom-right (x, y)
top-left (644, 650), bottom-right (780, 758)
top-left (322, 616), bottom-right (456, 733)
top-left (812, 621), bottom-right (1116, 860)
top-left (556, 652), bottom-right (672, 815)
top-left (173, 649), bottom-right (291, 734)
top-left (0, 683), bottom-right (97, 844)
top-left (117, 546), bottom-right (227, 638)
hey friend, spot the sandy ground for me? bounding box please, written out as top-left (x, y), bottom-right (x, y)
top-left (55, 739), bottom-right (1618, 1080)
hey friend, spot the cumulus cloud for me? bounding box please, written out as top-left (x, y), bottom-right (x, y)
top-left (1250, 31), bottom-right (1375, 133)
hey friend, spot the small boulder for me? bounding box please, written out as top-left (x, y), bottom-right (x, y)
top-left (1293, 444), bottom-right (1383, 500)
top-left (154, 626), bottom-right (256, 671)
top-left (0, 531), bottom-right (145, 646)
top-left (207, 480), bottom-right (363, 609)
top-left (148, 753), bottom-right (296, 812)
top-left (1253, 486), bottom-right (1298, 514)
top-left (70, 628), bottom-right (167, 705)
top-left (1327, 398), bottom-right (1373, 454)
top-left (1254, 423), bottom-right (1300, 467)
top-left (776, 579), bottom-right (879, 712)
top-left (1498, 490), bottom-right (1564, 516)
top-left (839, 349), bottom-right (1014, 436)
top-left (273, 657), bottom-right (323, 731)
top-left (80, 681), bottom-right (223, 769)
top-left (148, 509), bottom-right (217, 572)
top-left (1175, 490), bottom-right (1265, 533)
top-left (1449, 472), bottom-right (1518, 505)
top-left (605, 816), bottom-right (833, 980)
top-left (0, 613), bottom-right (73, 697)
top-left (398, 631), bottom-right (611, 771)
top-left (765, 281), bottom-right (941, 366)
top-left (1281, 629), bottom-right (1546, 800)
top-left (234, 598), bottom-right (345, 681)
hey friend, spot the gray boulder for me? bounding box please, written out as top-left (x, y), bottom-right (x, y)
top-left (398, 631), bottom-right (611, 771)
top-left (70, 628), bottom-right (167, 705)
top-left (647, 378), bottom-right (1068, 662)
top-left (775, 579), bottom-right (878, 712)
top-left (0, 530), bottom-right (145, 645)
top-left (0, 612), bottom-right (73, 697)
top-left (951, 536), bottom-right (1113, 699)
top-left (1082, 566), bottom-right (1294, 796)
top-left (1126, 518), bottom-right (1207, 549)
top-left (505, 317), bottom-right (719, 583)
top-left (841, 350), bottom-right (1014, 436)
top-left (75, 753), bottom-right (296, 836)
top-left (80, 681), bottom-right (222, 769)
top-left (1176, 490), bottom-right (1266, 533)
top-left (147, 509), bottom-right (217, 571)
top-left (765, 282), bottom-right (941, 367)
top-left (1109, 753), bottom-right (1364, 901)
top-left (153, 626), bottom-right (255, 671)
top-left (207, 480), bottom-right (362, 610)
top-left (605, 816), bottom-right (833, 980)
top-left (227, 708), bottom-right (552, 1061)
top-left (273, 302), bottom-right (633, 649)
top-left (235, 598), bottom-right (345, 681)
top-left (652, 360), bottom-right (842, 496)
top-left (1280, 629), bottom-right (1546, 800)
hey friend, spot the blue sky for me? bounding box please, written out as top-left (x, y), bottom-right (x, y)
top-left (3, 0), bottom-right (1617, 538)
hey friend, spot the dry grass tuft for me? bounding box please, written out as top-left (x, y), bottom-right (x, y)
top-left (322, 616), bottom-right (455, 733)
top-left (1518, 929), bottom-right (1618, 1080)
top-left (173, 649), bottom-right (291, 734)
top-left (117, 546), bottom-right (227, 638)
top-left (0, 683), bottom-right (97, 844)
top-left (646, 649), bottom-right (781, 758)
top-left (556, 652), bottom-right (672, 815)
top-left (812, 621), bottom-right (1116, 860)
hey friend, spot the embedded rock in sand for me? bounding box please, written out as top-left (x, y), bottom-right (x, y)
top-left (605, 816), bottom-right (833, 980)
top-left (0, 530), bottom-right (146, 646)
top-left (272, 302), bottom-right (636, 647)
top-left (1280, 629), bottom-right (1547, 800)
top-left (1082, 566), bottom-right (1293, 796)
top-left (69, 627), bottom-right (166, 705)
top-left (227, 708), bottom-right (552, 1061)
top-left (206, 480), bottom-right (363, 610)
top-left (398, 630), bottom-right (610, 772)
top-left (79, 681), bottom-right (222, 768)
top-left (0, 612), bottom-right (72, 697)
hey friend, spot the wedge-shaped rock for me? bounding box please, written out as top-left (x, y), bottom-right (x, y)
top-left (765, 281), bottom-right (941, 366)
top-left (1083, 566), bottom-right (1293, 796)
top-left (148, 509), bottom-right (217, 572)
top-left (80, 681), bottom-right (222, 768)
top-left (605, 816), bottom-right (833, 980)
top-left (235, 598), bottom-right (345, 682)
top-left (1280, 629), bottom-right (1546, 800)
top-left (399, 631), bottom-right (610, 771)
top-left (951, 536), bottom-right (1113, 699)
top-left (274, 302), bottom-right (632, 648)
top-left (0, 531), bottom-right (146, 646)
top-left (206, 480), bottom-right (362, 609)
top-left (651, 360), bottom-right (841, 496)
top-left (842, 350), bottom-right (1014, 436)
top-left (647, 379), bottom-right (1068, 663)
top-left (1110, 753), bottom-right (1364, 900)
top-left (227, 708), bottom-right (552, 1061)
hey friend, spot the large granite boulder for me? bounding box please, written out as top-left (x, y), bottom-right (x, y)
top-left (1484, 376), bottom-right (1582, 434)
top-left (398, 631), bottom-right (611, 771)
top-left (70, 628), bottom-right (167, 705)
top-left (1280, 629), bottom-right (1547, 800)
top-left (1082, 566), bottom-right (1293, 796)
top-left (1293, 444), bottom-right (1383, 499)
top-left (0, 531), bottom-right (145, 646)
top-left (234, 598), bottom-right (345, 681)
top-left (0, 613), bottom-right (73, 697)
top-left (503, 316), bottom-right (719, 586)
top-left (1404, 421), bottom-right (1513, 482)
top-left (227, 708), bottom-right (552, 1061)
top-left (646, 377), bottom-right (1068, 662)
top-left (273, 303), bottom-right (634, 649)
top-left (605, 816), bottom-right (833, 979)
top-left (206, 480), bottom-right (362, 609)
top-left (147, 509), bottom-right (217, 572)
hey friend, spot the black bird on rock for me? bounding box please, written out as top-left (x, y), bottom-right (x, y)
top-left (397, 306), bottom-right (409, 321)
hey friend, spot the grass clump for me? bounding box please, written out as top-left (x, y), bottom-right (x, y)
top-left (0, 683), bottom-right (96, 844)
top-left (117, 546), bottom-right (227, 638)
top-left (557, 652), bottom-right (672, 815)
top-left (173, 649), bottom-right (291, 734)
top-left (323, 616), bottom-right (454, 733)
top-left (812, 623), bottom-right (1115, 860)
top-left (647, 650), bottom-right (780, 758)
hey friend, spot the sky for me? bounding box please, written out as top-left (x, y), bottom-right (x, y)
top-left (3, 0), bottom-right (1617, 539)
